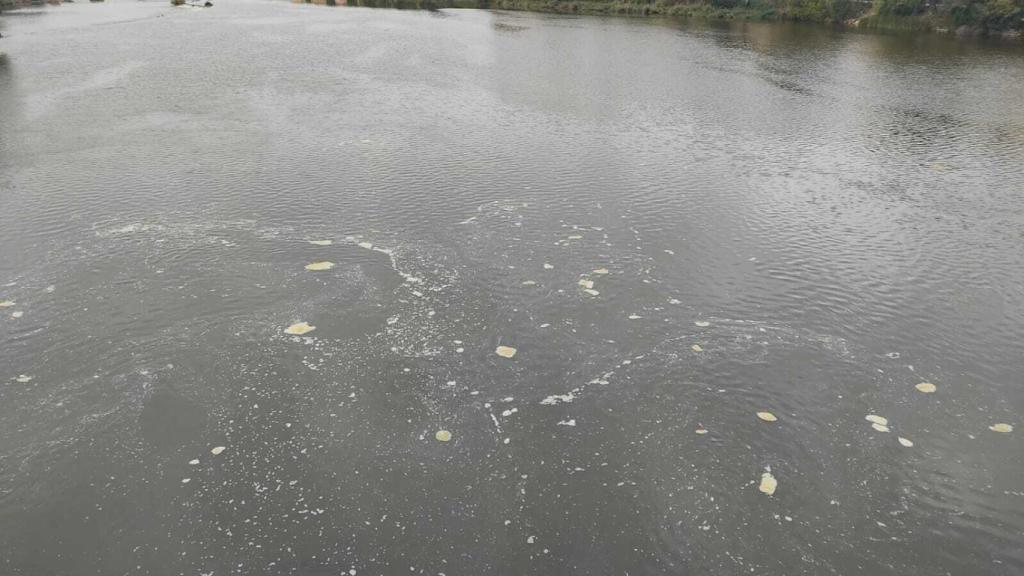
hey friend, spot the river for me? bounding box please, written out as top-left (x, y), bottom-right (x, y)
top-left (1, 2), bottom-right (1023, 574)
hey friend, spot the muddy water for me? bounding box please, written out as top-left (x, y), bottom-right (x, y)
top-left (1, 2), bottom-right (1023, 575)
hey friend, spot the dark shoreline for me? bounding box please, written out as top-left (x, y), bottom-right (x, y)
top-left (3, 0), bottom-right (1021, 40)
top-left (339, 0), bottom-right (1024, 39)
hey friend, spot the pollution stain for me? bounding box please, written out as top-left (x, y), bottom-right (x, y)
top-left (865, 414), bottom-right (888, 426)
top-left (305, 261), bottom-right (335, 271)
top-left (284, 322), bottom-right (316, 335)
top-left (759, 471), bottom-right (778, 495)
top-left (495, 346), bottom-right (517, 359)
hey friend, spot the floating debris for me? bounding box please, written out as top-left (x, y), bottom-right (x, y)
top-left (543, 263), bottom-right (554, 270)
top-left (898, 437), bottom-right (914, 447)
top-left (566, 235), bottom-right (583, 240)
top-left (694, 321), bottom-right (710, 327)
top-left (181, 478), bottom-right (191, 484)
top-left (557, 419), bottom-right (576, 427)
top-left (872, 423), bottom-right (890, 433)
top-left (15, 375), bottom-right (33, 383)
top-left (695, 428), bottom-right (708, 435)
top-left (865, 415), bottom-right (888, 426)
top-left (582, 289), bottom-right (600, 296)
top-left (756, 411), bottom-right (777, 422)
top-left (305, 261), bottom-right (335, 271)
top-left (759, 471), bottom-right (778, 496)
top-left (593, 268), bottom-right (609, 275)
top-left (495, 345), bottom-right (517, 359)
top-left (210, 446), bottom-right (226, 455)
top-left (526, 535), bottom-right (536, 544)
top-left (578, 279), bottom-right (594, 290)
top-left (435, 430), bottom-right (452, 442)
top-left (691, 344), bottom-right (703, 353)
top-left (0, 301), bottom-right (14, 308)
top-left (628, 314), bottom-right (642, 320)
top-left (284, 322), bottom-right (316, 335)
top-left (522, 280), bottom-right (537, 286)
top-left (188, 459), bottom-right (200, 465)
top-left (989, 423), bottom-right (1013, 433)
top-left (11, 311), bottom-right (23, 318)
top-left (915, 382), bottom-right (937, 393)
top-left (540, 392), bottom-right (576, 405)
top-left (357, 241), bottom-right (373, 250)
top-left (308, 239), bottom-right (332, 246)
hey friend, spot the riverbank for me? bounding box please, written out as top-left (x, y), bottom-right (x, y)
top-left (4, 0), bottom-right (1020, 38)
top-left (342, 0), bottom-right (1023, 38)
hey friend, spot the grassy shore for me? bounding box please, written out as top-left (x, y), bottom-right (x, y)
top-left (342, 0), bottom-right (1024, 37)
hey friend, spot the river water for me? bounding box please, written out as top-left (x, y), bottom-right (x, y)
top-left (1, 2), bottom-right (1023, 574)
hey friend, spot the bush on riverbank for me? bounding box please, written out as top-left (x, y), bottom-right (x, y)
top-left (857, 0), bottom-right (1023, 33)
top-left (343, 0), bottom-right (1023, 33)
top-left (486, 0), bottom-right (1023, 33)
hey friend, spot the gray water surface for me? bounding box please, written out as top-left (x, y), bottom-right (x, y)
top-left (1, 3), bottom-right (1023, 575)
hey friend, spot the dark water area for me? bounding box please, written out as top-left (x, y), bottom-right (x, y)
top-left (1, 2), bottom-right (1023, 574)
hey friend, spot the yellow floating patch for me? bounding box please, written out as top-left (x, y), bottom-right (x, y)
top-left (284, 322), bottom-right (316, 335)
top-left (898, 437), bottom-right (914, 447)
top-left (756, 411), bottom-right (777, 422)
top-left (759, 472), bottom-right (777, 496)
top-left (357, 241), bottom-right (373, 250)
top-left (435, 430), bottom-right (452, 442)
top-left (495, 345), bottom-right (517, 359)
top-left (691, 344), bottom-right (703, 353)
top-left (872, 422), bottom-right (890, 433)
top-left (211, 446), bottom-right (226, 455)
top-left (308, 239), bottom-right (332, 246)
top-left (305, 261), bottom-right (335, 271)
top-left (593, 268), bottom-right (609, 275)
top-left (695, 428), bottom-right (708, 435)
top-left (865, 414), bottom-right (888, 426)
top-left (989, 423), bottom-right (1013, 433)
top-left (694, 321), bottom-right (710, 327)
top-left (915, 382), bottom-right (937, 393)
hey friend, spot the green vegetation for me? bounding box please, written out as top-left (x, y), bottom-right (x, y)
top-left (340, 0), bottom-right (1024, 35)
top-left (855, 0), bottom-right (1023, 33)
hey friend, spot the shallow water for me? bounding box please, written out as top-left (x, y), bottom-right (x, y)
top-left (1, 3), bottom-right (1023, 574)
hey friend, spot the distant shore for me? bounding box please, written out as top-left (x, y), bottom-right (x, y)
top-left (340, 0), bottom-right (1024, 39)
top-left (3, 0), bottom-right (1021, 39)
